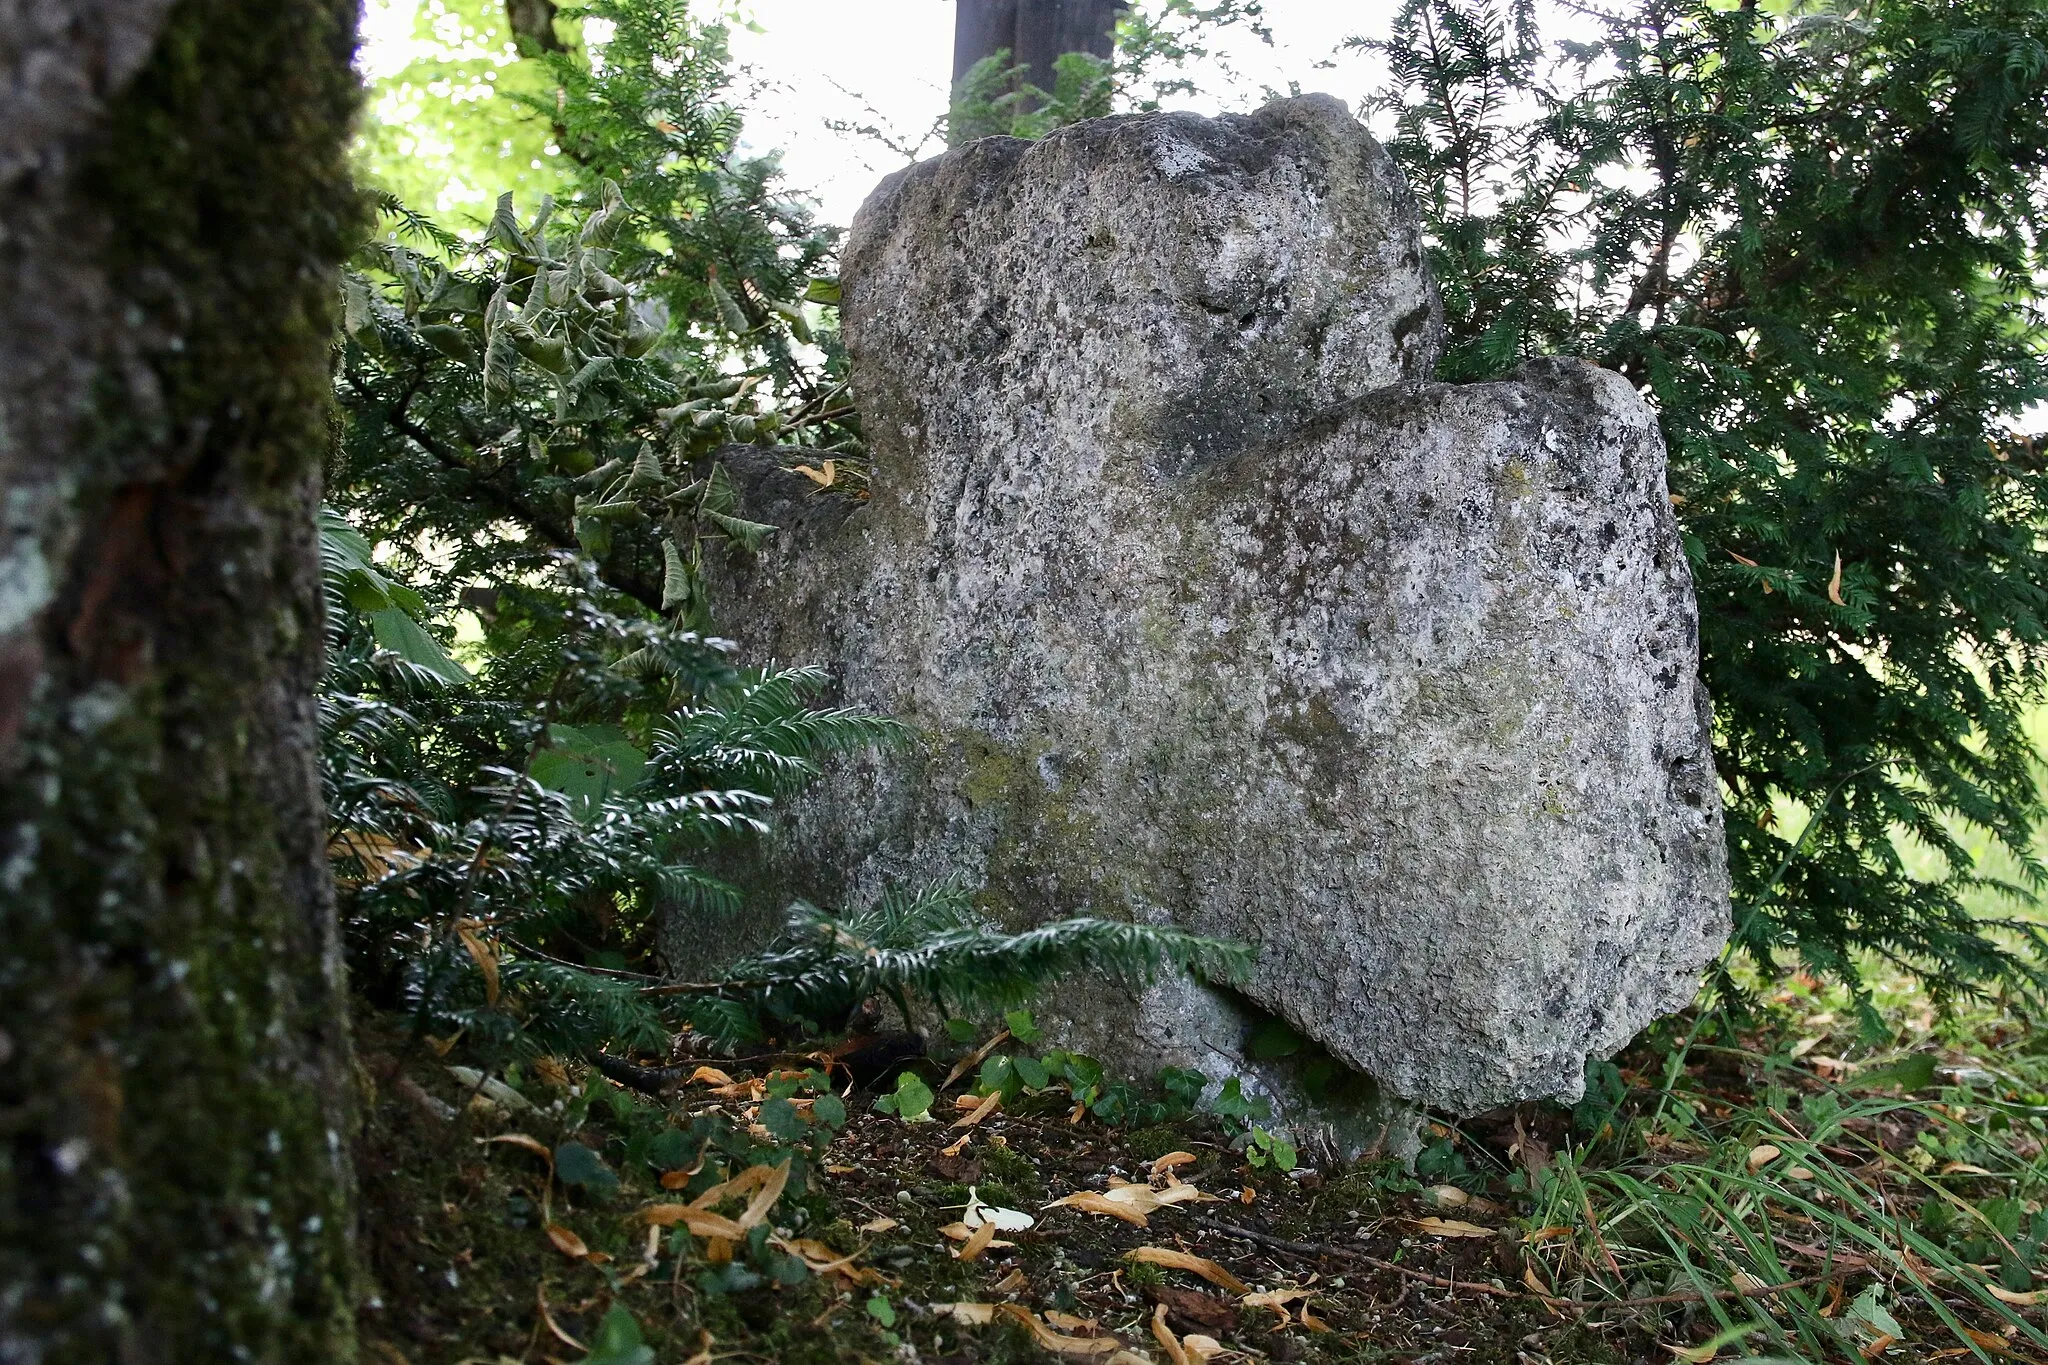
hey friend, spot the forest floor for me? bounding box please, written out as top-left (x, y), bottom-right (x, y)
top-left (353, 978), bottom-right (2048, 1365)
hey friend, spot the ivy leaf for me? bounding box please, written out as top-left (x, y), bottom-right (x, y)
top-left (555, 1141), bottom-right (619, 1195)
top-left (578, 1306), bottom-right (654, 1365)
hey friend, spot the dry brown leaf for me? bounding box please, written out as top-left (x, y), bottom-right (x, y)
top-left (531, 1056), bottom-right (569, 1089)
top-left (954, 1092), bottom-right (1003, 1129)
top-left (1746, 1144), bottom-right (1782, 1171)
top-left (994, 1304), bottom-right (1123, 1356)
top-left (477, 1132), bottom-right (552, 1163)
top-left (739, 1158), bottom-right (791, 1228)
top-left (1827, 552), bottom-right (1846, 606)
top-left (1426, 1184), bottom-right (1470, 1207)
top-left (1940, 1162), bottom-right (1995, 1176)
top-left (1298, 1303), bottom-right (1331, 1333)
top-left (1181, 1335), bottom-right (1230, 1364)
top-left (544, 1223), bottom-right (589, 1258)
top-left (941, 1132), bottom-right (973, 1158)
top-left (1151, 1151), bottom-right (1198, 1177)
top-left (935, 1302), bottom-right (997, 1325)
top-left (957, 1220), bottom-right (998, 1262)
top-left (1046, 1192), bottom-right (1147, 1226)
top-left (1960, 1328), bottom-right (2012, 1356)
top-left (1988, 1284), bottom-right (2047, 1306)
top-left (1242, 1288), bottom-right (1308, 1324)
top-left (641, 1204), bottom-right (747, 1240)
top-left (1729, 549), bottom-right (1759, 567)
top-left (793, 460), bottom-right (837, 487)
top-left (678, 1329), bottom-right (716, 1365)
top-left (1524, 1225), bottom-right (1573, 1244)
top-left (1665, 1342), bottom-right (1719, 1364)
top-left (824, 1163), bottom-right (856, 1175)
top-left (941, 1029), bottom-right (1012, 1091)
top-left (1239, 1185), bottom-right (1255, 1205)
top-left (536, 1283), bottom-right (584, 1352)
top-left (453, 921), bottom-right (499, 1005)
top-left (703, 1234), bottom-right (733, 1263)
top-left (1862, 1334), bottom-right (1896, 1359)
top-left (1045, 1311), bottom-right (1099, 1332)
top-left (1410, 1217), bottom-right (1492, 1238)
top-left (992, 1267), bottom-right (1027, 1293)
top-left (684, 1065), bottom-right (735, 1087)
top-left (1151, 1303), bottom-right (1190, 1365)
top-left (1127, 1246), bottom-right (1251, 1296)
top-left (940, 1221), bottom-right (1017, 1249)
top-left (859, 1216), bottom-right (900, 1234)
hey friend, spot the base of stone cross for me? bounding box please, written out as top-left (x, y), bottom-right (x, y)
top-left (680, 94), bottom-right (1729, 1135)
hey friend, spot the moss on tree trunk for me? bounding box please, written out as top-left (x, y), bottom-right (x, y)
top-left (0, 1), bottom-right (363, 1358)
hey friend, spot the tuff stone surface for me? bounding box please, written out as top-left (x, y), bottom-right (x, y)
top-left (687, 95), bottom-right (1729, 1115)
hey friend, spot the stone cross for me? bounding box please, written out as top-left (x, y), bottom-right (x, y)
top-left (689, 95), bottom-right (1729, 1121)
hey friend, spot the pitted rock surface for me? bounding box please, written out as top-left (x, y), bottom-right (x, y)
top-left (685, 94), bottom-right (1729, 1113)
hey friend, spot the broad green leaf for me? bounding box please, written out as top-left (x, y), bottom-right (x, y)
top-left (367, 608), bottom-right (471, 685)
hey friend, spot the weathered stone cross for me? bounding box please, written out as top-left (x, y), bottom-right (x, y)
top-left (689, 95), bottom-right (1728, 1127)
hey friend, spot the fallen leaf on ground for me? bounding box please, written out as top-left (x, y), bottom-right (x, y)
top-left (956, 1219), bottom-right (998, 1261)
top-left (1988, 1284), bottom-right (2046, 1305)
top-left (859, 1216), bottom-right (900, 1234)
top-left (995, 1304), bottom-right (1123, 1356)
top-left (1299, 1302), bottom-right (1331, 1333)
top-left (477, 1132), bottom-right (552, 1163)
top-left (544, 1223), bottom-right (588, 1258)
top-left (641, 1204), bottom-right (746, 1240)
top-left (939, 1222), bottom-right (1016, 1249)
top-left (1181, 1335), bottom-right (1232, 1363)
top-left (1045, 1191), bottom-right (1151, 1226)
top-left (1143, 1284), bottom-right (1237, 1333)
top-left (934, 1303), bottom-right (997, 1325)
top-left (1128, 1246), bottom-right (1250, 1295)
top-left (954, 1091), bottom-right (1003, 1128)
top-left (941, 1029), bottom-right (1011, 1090)
top-left (1410, 1216), bottom-right (1492, 1238)
top-left (1746, 1144), bottom-right (1781, 1171)
top-left (1426, 1184), bottom-right (1469, 1207)
top-left (1151, 1151), bottom-right (1198, 1177)
top-left (991, 1267), bottom-right (1027, 1293)
top-left (1151, 1303), bottom-right (1190, 1365)
top-left (1242, 1288), bottom-right (1308, 1323)
top-left (536, 1283), bottom-right (584, 1352)
top-left (1045, 1311), bottom-right (1100, 1332)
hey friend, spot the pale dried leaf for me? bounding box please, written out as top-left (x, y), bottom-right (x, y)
top-left (955, 1091), bottom-right (1004, 1129)
top-left (545, 1223), bottom-right (589, 1258)
top-left (935, 1302), bottom-right (997, 1325)
top-left (1152, 1303), bottom-right (1191, 1365)
top-left (1988, 1284), bottom-right (2046, 1306)
top-left (1127, 1246), bottom-right (1250, 1296)
top-left (1746, 1144), bottom-right (1781, 1172)
top-left (1410, 1217), bottom-right (1492, 1238)
top-left (957, 1219), bottom-right (998, 1261)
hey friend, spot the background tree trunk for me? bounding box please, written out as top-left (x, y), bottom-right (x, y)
top-left (0, 1), bottom-right (362, 1359)
top-left (953, 0), bottom-right (1121, 93)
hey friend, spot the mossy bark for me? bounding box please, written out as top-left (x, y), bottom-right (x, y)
top-left (0, 1), bottom-right (362, 1359)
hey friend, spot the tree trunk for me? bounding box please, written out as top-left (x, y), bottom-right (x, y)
top-left (0, 1), bottom-right (362, 1359)
top-left (953, 0), bottom-right (1121, 93)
